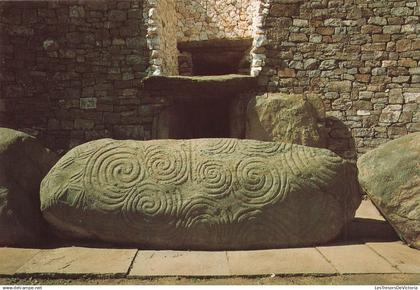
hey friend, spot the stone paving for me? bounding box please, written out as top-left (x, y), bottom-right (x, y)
top-left (1, 200), bottom-right (419, 278)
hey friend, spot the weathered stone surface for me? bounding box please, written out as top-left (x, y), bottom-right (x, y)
top-left (317, 245), bottom-right (398, 274)
top-left (143, 74), bottom-right (258, 96)
top-left (358, 133), bottom-right (420, 249)
top-left (227, 248), bottom-right (336, 275)
top-left (41, 138), bottom-right (361, 250)
top-left (0, 128), bottom-right (58, 246)
top-left (0, 248), bottom-right (41, 275)
top-left (16, 247), bottom-right (137, 276)
top-left (246, 93), bottom-right (326, 148)
top-left (130, 250), bottom-right (230, 276)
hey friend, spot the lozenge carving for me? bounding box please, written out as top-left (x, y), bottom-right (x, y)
top-left (41, 138), bottom-right (361, 250)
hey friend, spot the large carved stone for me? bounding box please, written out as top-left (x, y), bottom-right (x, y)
top-left (358, 133), bottom-right (420, 249)
top-left (41, 138), bottom-right (361, 250)
top-left (246, 93), bottom-right (327, 148)
top-left (0, 128), bottom-right (58, 246)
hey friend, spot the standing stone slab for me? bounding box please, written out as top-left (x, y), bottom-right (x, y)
top-left (0, 128), bottom-right (58, 246)
top-left (41, 138), bottom-right (361, 250)
top-left (246, 93), bottom-right (326, 148)
top-left (358, 133), bottom-right (420, 249)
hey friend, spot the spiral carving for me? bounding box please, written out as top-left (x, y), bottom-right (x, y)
top-left (42, 138), bottom-right (358, 249)
top-left (235, 157), bottom-right (285, 205)
top-left (179, 196), bottom-right (221, 229)
top-left (124, 183), bottom-right (180, 217)
top-left (84, 144), bottom-right (146, 208)
top-left (201, 139), bottom-right (238, 154)
top-left (121, 183), bottom-right (182, 242)
top-left (145, 145), bottom-right (188, 185)
top-left (196, 160), bottom-right (233, 197)
top-left (241, 140), bottom-right (284, 155)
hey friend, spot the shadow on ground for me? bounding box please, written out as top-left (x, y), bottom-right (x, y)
top-left (331, 217), bottom-right (399, 247)
top-left (13, 216), bottom-right (399, 251)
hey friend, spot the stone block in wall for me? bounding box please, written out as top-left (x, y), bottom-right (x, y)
top-left (270, 3), bottom-right (302, 17)
top-left (389, 89), bottom-right (403, 104)
top-left (80, 98), bottom-right (97, 110)
top-left (404, 92), bottom-right (420, 104)
top-left (379, 105), bottom-right (403, 123)
top-left (396, 39), bottom-right (412, 52)
top-left (113, 125), bottom-right (144, 139)
top-left (327, 81), bottom-right (352, 93)
top-left (289, 33), bottom-right (308, 42)
top-left (74, 119), bottom-right (95, 130)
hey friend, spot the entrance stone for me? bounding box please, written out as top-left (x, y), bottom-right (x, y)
top-left (41, 138), bottom-right (361, 250)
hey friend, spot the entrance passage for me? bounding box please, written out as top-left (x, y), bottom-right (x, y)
top-left (168, 98), bottom-right (230, 139)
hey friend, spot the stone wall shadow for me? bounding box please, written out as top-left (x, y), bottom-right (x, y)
top-left (325, 117), bottom-right (357, 160)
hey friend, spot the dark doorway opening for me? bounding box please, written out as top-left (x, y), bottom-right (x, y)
top-left (168, 98), bottom-right (230, 139)
top-left (178, 39), bottom-right (252, 76)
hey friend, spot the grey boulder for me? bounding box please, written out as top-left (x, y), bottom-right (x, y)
top-left (0, 127), bottom-right (58, 246)
top-left (358, 133), bottom-right (420, 249)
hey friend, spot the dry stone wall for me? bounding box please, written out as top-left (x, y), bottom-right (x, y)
top-left (258, 0), bottom-right (420, 158)
top-left (144, 0), bottom-right (269, 76)
top-left (0, 0), bottom-right (419, 157)
top-left (145, 0), bottom-right (178, 75)
top-left (0, 0), bottom-right (152, 151)
top-left (176, 0), bottom-right (257, 42)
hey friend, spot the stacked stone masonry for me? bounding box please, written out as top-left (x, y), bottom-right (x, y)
top-left (259, 0), bottom-right (420, 158)
top-left (145, 0), bottom-right (178, 75)
top-left (144, 0), bottom-right (269, 76)
top-left (0, 0), bottom-right (419, 158)
top-left (176, 0), bottom-right (257, 42)
top-left (0, 0), bottom-right (152, 151)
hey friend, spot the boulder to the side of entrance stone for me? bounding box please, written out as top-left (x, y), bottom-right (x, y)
top-left (41, 138), bottom-right (361, 250)
top-left (358, 133), bottom-right (420, 250)
top-left (0, 127), bottom-right (58, 246)
top-left (246, 93), bottom-right (327, 148)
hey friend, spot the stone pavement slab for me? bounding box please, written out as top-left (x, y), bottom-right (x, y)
top-left (367, 242), bottom-right (420, 273)
top-left (0, 248), bottom-right (41, 275)
top-left (355, 199), bottom-right (385, 220)
top-left (129, 251), bottom-right (230, 277)
top-left (317, 244), bottom-right (399, 274)
top-left (227, 248), bottom-right (337, 276)
top-left (16, 247), bottom-right (137, 276)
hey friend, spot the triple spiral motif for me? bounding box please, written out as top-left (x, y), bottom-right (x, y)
top-left (145, 145), bottom-right (188, 185)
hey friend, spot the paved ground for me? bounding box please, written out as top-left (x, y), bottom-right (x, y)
top-left (1, 200), bottom-right (419, 284)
